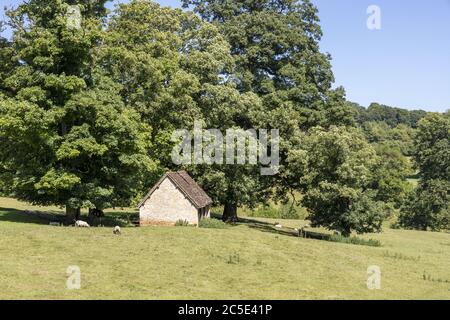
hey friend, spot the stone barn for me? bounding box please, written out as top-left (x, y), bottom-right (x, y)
top-left (137, 171), bottom-right (213, 226)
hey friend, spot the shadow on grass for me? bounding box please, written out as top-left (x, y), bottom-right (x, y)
top-left (220, 213), bottom-right (382, 247)
top-left (212, 212), bottom-right (304, 237)
top-left (0, 207), bottom-right (63, 225)
top-left (90, 211), bottom-right (139, 227)
top-left (0, 206), bottom-right (138, 227)
top-left (239, 216), bottom-right (328, 240)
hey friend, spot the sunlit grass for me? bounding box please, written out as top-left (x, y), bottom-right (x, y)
top-left (0, 197), bottom-right (449, 299)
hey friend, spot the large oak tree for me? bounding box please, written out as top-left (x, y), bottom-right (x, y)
top-left (0, 0), bottom-right (157, 221)
top-left (182, 0), bottom-right (355, 220)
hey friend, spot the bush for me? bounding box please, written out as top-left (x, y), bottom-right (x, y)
top-left (279, 203), bottom-right (303, 219)
top-left (199, 218), bottom-right (229, 229)
top-left (399, 114), bottom-right (450, 231)
top-left (174, 219), bottom-right (190, 226)
top-left (399, 180), bottom-right (450, 231)
top-left (304, 185), bottom-right (386, 237)
top-left (241, 201), bottom-right (306, 220)
top-left (294, 126), bottom-right (386, 236)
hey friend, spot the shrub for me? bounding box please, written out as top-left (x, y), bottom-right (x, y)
top-left (295, 126), bottom-right (386, 236)
top-left (241, 201), bottom-right (306, 219)
top-left (398, 113), bottom-right (450, 231)
top-left (174, 219), bottom-right (190, 226)
top-left (279, 203), bottom-right (303, 219)
top-left (399, 180), bottom-right (450, 231)
top-left (199, 218), bottom-right (229, 229)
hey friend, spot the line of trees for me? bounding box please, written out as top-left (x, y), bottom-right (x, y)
top-left (352, 102), bottom-right (428, 128)
top-left (399, 113), bottom-right (449, 231)
top-left (0, 0), bottom-right (448, 234)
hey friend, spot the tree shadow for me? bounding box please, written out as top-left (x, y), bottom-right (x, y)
top-left (231, 215), bottom-right (333, 240)
top-left (91, 210), bottom-right (139, 227)
top-left (0, 206), bottom-right (63, 225)
top-left (0, 206), bottom-right (138, 227)
top-left (234, 215), bottom-right (382, 247)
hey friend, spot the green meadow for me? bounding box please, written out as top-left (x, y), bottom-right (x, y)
top-left (0, 197), bottom-right (449, 300)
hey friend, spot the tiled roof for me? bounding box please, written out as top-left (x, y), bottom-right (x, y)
top-left (137, 171), bottom-right (213, 209)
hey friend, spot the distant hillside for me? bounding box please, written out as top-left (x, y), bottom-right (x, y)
top-left (351, 102), bottom-right (428, 128)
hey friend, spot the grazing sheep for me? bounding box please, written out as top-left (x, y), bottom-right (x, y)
top-left (275, 224), bottom-right (283, 228)
top-left (113, 226), bottom-right (121, 235)
top-left (75, 220), bottom-right (90, 228)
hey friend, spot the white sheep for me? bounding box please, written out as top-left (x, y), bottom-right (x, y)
top-left (275, 224), bottom-right (283, 228)
top-left (75, 220), bottom-right (90, 228)
top-left (113, 226), bottom-right (121, 235)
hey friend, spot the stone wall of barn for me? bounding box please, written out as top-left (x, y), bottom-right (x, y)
top-left (139, 178), bottom-right (199, 225)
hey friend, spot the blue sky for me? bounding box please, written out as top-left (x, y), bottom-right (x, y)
top-left (1, 0), bottom-right (449, 112)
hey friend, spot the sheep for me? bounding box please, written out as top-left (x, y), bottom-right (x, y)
top-left (275, 224), bottom-right (283, 228)
top-left (74, 220), bottom-right (90, 228)
top-left (113, 226), bottom-right (121, 235)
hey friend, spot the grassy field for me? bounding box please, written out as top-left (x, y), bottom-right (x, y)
top-left (0, 197), bottom-right (449, 299)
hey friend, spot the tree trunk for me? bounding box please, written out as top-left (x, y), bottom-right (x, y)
top-left (88, 208), bottom-right (104, 226)
top-left (88, 208), bottom-right (104, 217)
top-left (222, 200), bottom-right (238, 222)
top-left (66, 206), bottom-right (80, 224)
top-left (341, 227), bottom-right (351, 238)
top-left (61, 120), bottom-right (67, 135)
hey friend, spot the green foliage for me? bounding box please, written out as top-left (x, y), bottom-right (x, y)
top-left (372, 143), bottom-right (413, 206)
top-left (362, 121), bottom-right (416, 156)
top-left (243, 204), bottom-right (279, 219)
top-left (240, 200), bottom-right (306, 219)
top-left (413, 113), bottom-right (450, 181)
top-left (287, 126), bottom-right (386, 236)
top-left (0, 0), bottom-right (159, 212)
top-left (399, 113), bottom-right (450, 231)
top-left (1, 0), bottom-right (442, 238)
top-left (199, 218), bottom-right (229, 229)
top-left (355, 102), bottom-right (427, 128)
top-left (182, 0), bottom-right (355, 222)
top-left (174, 219), bottom-right (191, 227)
top-left (99, 0), bottom-right (265, 222)
top-left (360, 121), bottom-right (417, 208)
top-left (399, 179), bottom-right (450, 231)
top-left (278, 203), bottom-right (304, 219)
